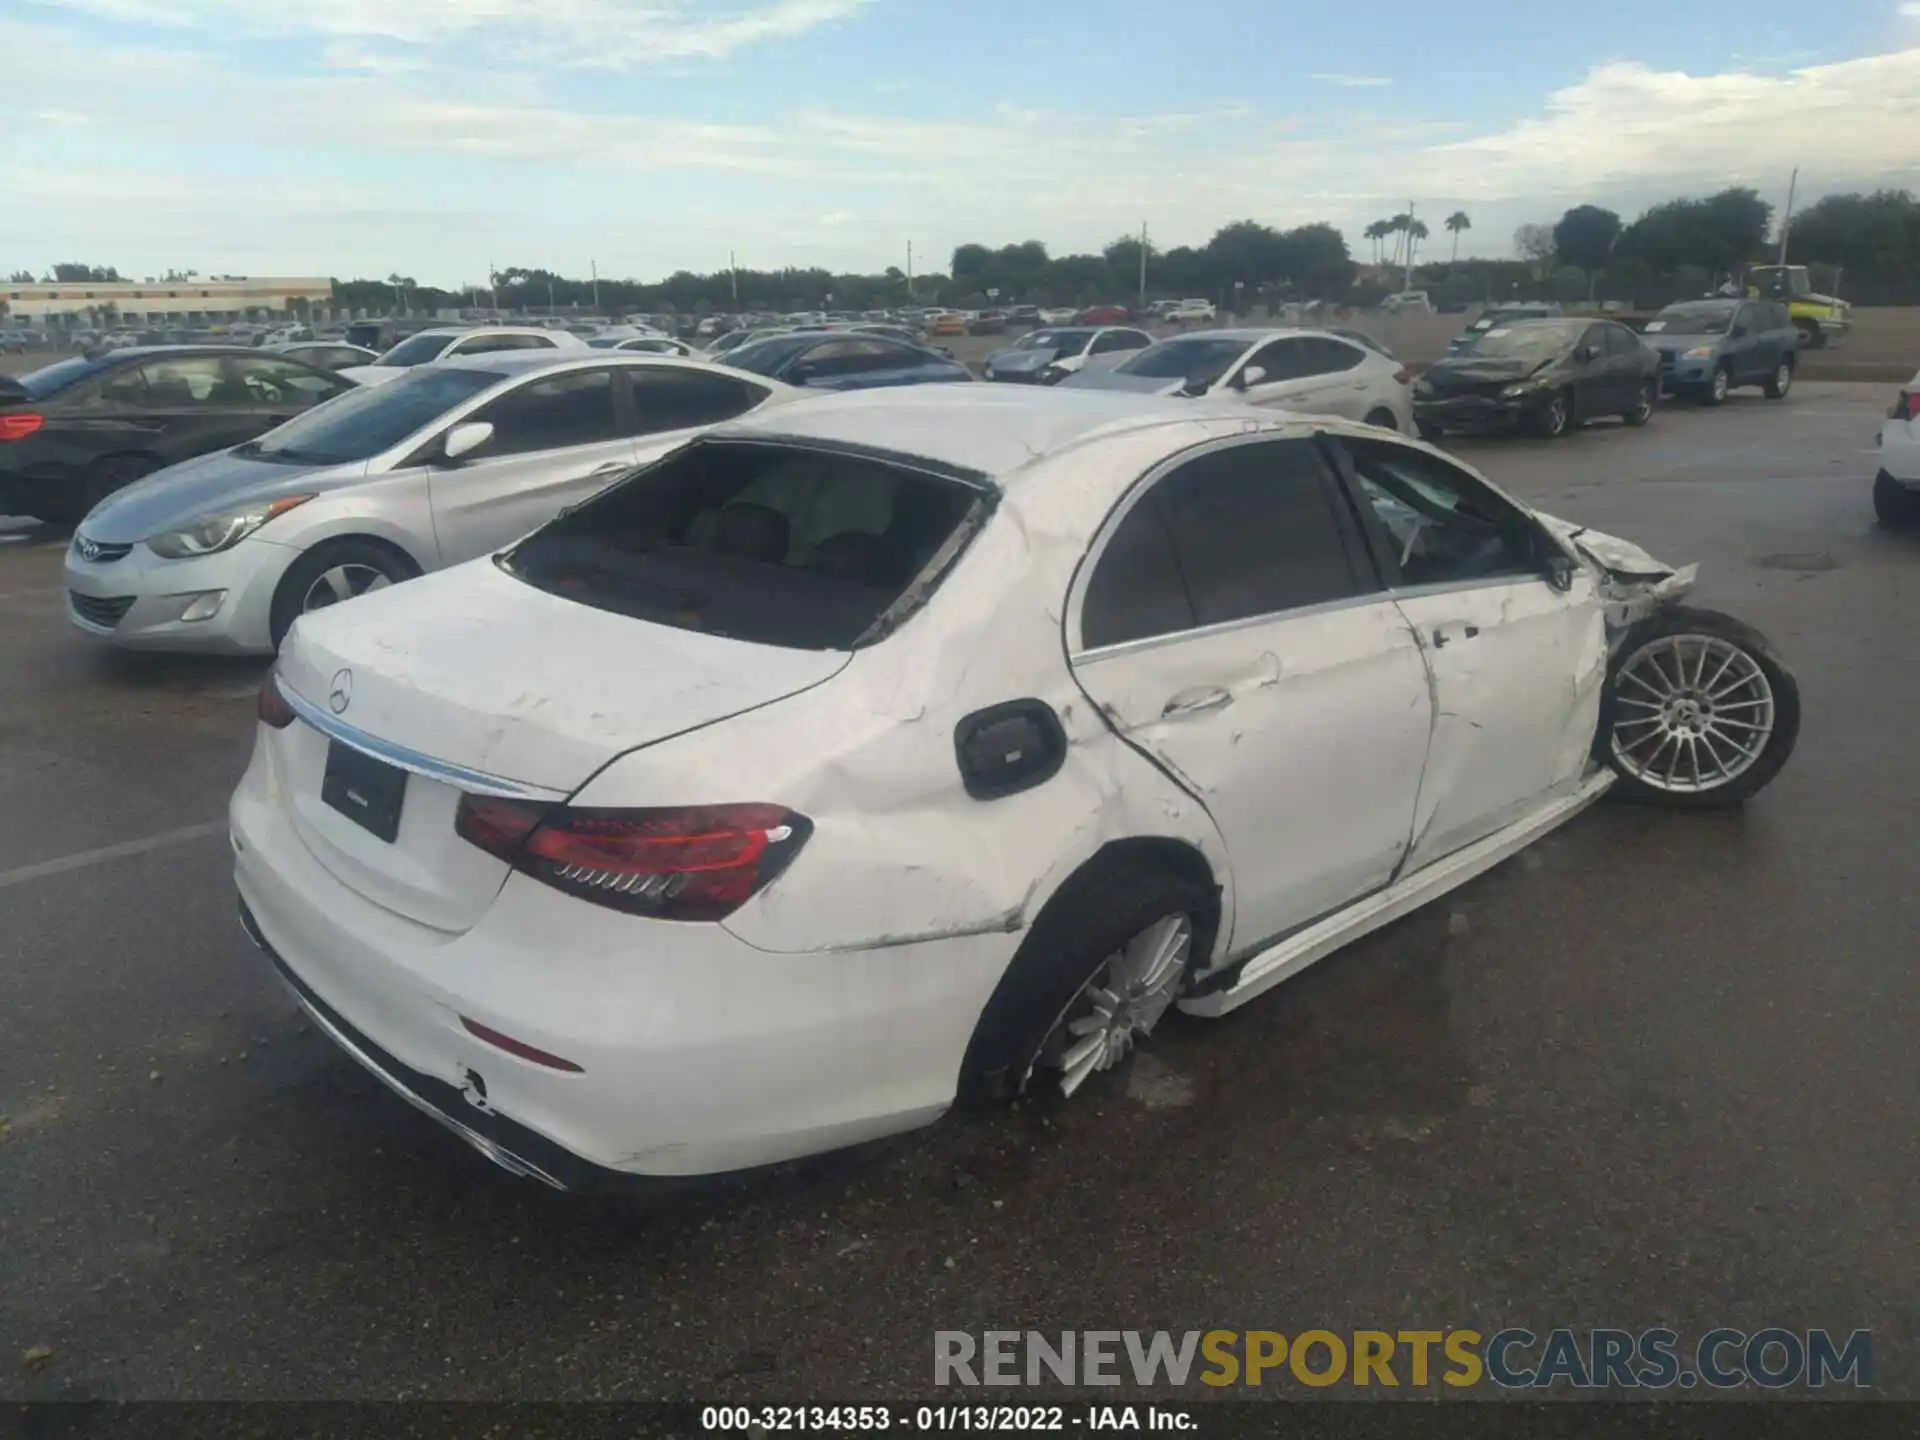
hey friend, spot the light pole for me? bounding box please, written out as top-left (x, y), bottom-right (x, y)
top-left (729, 250), bottom-right (739, 309)
top-left (1138, 220), bottom-right (1148, 312)
top-left (1777, 167), bottom-right (1799, 267)
top-left (591, 258), bottom-right (600, 313)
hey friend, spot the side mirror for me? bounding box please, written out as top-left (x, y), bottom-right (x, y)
top-left (440, 420), bottom-right (494, 463)
top-left (1543, 549), bottom-right (1577, 593)
top-left (1238, 365), bottom-right (1268, 389)
top-left (1573, 345), bottom-right (1594, 363)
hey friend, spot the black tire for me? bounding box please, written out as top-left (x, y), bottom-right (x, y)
top-left (1527, 387), bottom-right (1574, 438)
top-left (1364, 407), bottom-right (1401, 432)
top-left (1874, 470), bottom-right (1920, 529)
top-left (1599, 606), bottom-right (1799, 809)
top-left (1622, 379), bottom-right (1654, 427)
top-left (958, 858), bottom-right (1217, 1102)
top-left (1763, 357), bottom-right (1794, 400)
top-left (269, 538), bottom-right (419, 650)
top-left (1701, 364), bottom-right (1731, 406)
top-left (1415, 420), bottom-right (1444, 442)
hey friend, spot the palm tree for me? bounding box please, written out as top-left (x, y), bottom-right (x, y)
top-left (1363, 220), bottom-right (1388, 264)
top-left (1445, 210), bottom-right (1472, 262)
top-left (1405, 219), bottom-right (1430, 267)
top-left (1386, 212), bottom-right (1413, 266)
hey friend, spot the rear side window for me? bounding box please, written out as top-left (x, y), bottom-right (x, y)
top-left (503, 441), bottom-right (986, 650)
top-left (1151, 440), bottom-right (1368, 627)
top-left (470, 369), bottom-right (620, 454)
top-left (105, 356), bottom-right (232, 406)
top-left (625, 368), bottom-right (766, 436)
top-left (1080, 494), bottom-right (1195, 649)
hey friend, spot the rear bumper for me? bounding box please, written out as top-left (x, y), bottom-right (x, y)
top-left (228, 735), bottom-right (980, 1180)
top-left (1878, 421), bottom-right (1920, 484)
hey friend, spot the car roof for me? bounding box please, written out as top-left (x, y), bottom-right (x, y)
top-left (425, 350), bottom-right (775, 382)
top-left (712, 384), bottom-right (1251, 483)
top-left (1150, 326), bottom-right (1345, 345)
top-left (1661, 298), bottom-right (1740, 310)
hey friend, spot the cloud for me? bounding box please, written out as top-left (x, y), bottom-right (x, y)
top-left (1901, 2), bottom-right (1920, 17)
top-left (1311, 73), bottom-right (1392, 87)
top-left (5, 13), bottom-right (1920, 278)
top-left (31, 0), bottom-right (877, 68)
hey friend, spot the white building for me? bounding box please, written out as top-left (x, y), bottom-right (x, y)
top-left (4, 276), bottom-right (334, 327)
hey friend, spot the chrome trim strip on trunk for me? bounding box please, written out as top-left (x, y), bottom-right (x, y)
top-left (276, 679), bottom-right (564, 801)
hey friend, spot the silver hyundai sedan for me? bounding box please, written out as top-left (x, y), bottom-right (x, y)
top-left (64, 352), bottom-right (801, 653)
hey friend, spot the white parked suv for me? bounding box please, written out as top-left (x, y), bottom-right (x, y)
top-left (1167, 299), bottom-right (1216, 324)
top-left (1873, 371), bottom-right (1920, 528)
top-left (233, 386), bottom-right (1798, 1187)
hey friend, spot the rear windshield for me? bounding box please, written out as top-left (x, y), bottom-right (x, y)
top-left (502, 439), bottom-right (989, 650)
top-left (13, 356), bottom-right (113, 399)
top-left (245, 367), bottom-right (500, 464)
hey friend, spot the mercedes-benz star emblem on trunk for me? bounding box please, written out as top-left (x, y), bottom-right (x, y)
top-left (328, 669), bottom-right (353, 715)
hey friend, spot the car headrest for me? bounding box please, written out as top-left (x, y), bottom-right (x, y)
top-left (711, 502), bottom-right (791, 563)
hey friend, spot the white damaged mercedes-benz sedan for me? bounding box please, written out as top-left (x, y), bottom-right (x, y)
top-left (230, 385), bottom-right (1800, 1188)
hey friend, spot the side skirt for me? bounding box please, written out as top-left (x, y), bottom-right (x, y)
top-left (1178, 768), bottom-right (1614, 1019)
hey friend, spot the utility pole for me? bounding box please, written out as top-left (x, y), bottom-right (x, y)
top-left (906, 240), bottom-right (913, 299)
top-left (487, 263), bottom-right (497, 314)
top-left (1404, 199), bottom-right (1417, 294)
top-left (1777, 167), bottom-right (1799, 266)
top-left (590, 258), bottom-right (600, 313)
top-left (729, 250), bottom-right (739, 308)
top-left (1139, 220), bottom-right (1148, 311)
top-left (547, 278), bottom-right (556, 314)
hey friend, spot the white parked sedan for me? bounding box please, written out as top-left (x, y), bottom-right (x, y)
top-left (233, 386), bottom-right (1799, 1187)
top-left (1873, 370), bottom-right (1919, 528)
top-left (66, 353), bottom-right (799, 652)
top-left (339, 326), bottom-right (586, 388)
top-left (1062, 327), bottom-right (1414, 432)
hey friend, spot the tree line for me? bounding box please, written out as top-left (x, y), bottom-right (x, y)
top-left (11, 187), bottom-right (1920, 323)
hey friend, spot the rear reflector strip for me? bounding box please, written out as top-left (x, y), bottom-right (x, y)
top-left (459, 1016), bottom-right (585, 1073)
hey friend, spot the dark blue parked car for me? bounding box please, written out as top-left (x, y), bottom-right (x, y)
top-left (722, 331), bottom-right (973, 392)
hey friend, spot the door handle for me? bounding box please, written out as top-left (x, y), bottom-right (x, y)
top-left (1430, 624), bottom-right (1480, 649)
top-left (1162, 686), bottom-right (1233, 718)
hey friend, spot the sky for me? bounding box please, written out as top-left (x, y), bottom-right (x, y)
top-left (4, 0), bottom-right (1920, 287)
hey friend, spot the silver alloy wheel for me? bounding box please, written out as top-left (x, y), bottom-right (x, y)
top-left (1611, 634), bottom-right (1775, 793)
top-left (1774, 362), bottom-right (1791, 395)
top-left (301, 563), bottom-right (393, 614)
top-left (1630, 383), bottom-right (1653, 423)
top-left (1710, 367), bottom-right (1729, 403)
top-left (1546, 394), bottom-right (1569, 434)
top-left (1040, 913), bottom-right (1192, 1097)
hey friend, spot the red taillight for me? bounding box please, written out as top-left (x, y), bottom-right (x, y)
top-left (0, 413), bottom-right (45, 442)
top-left (455, 796), bottom-right (810, 922)
top-left (257, 670), bottom-right (296, 729)
top-left (1393, 367), bottom-right (1413, 386)
top-left (1894, 390), bottom-right (1916, 422)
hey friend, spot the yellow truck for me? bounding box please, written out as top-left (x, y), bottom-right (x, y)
top-left (1745, 265), bottom-right (1850, 349)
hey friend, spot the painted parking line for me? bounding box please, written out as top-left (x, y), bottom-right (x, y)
top-left (0, 820), bottom-right (227, 891)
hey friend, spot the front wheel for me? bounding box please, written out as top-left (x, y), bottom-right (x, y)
top-left (269, 539), bottom-right (418, 650)
top-left (1622, 379), bottom-right (1654, 427)
top-left (1527, 387), bottom-right (1574, 438)
top-left (1601, 607), bottom-right (1799, 808)
top-left (1701, 365), bottom-right (1731, 406)
top-left (1764, 359), bottom-right (1793, 400)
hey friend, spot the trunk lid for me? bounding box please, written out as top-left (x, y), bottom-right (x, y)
top-left (271, 557), bottom-right (850, 931)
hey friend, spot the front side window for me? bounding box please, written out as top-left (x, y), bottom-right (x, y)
top-left (469, 369), bottom-right (620, 455)
top-left (1240, 338), bottom-right (1312, 384)
top-left (1339, 438), bottom-right (1539, 588)
top-left (373, 333), bottom-right (457, 368)
top-left (1115, 338), bottom-right (1248, 387)
top-left (1604, 323), bottom-right (1643, 356)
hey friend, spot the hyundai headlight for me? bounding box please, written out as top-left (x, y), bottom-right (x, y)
top-left (146, 494), bottom-right (314, 559)
top-left (1682, 346), bottom-right (1716, 360)
top-left (1501, 383), bottom-right (1534, 398)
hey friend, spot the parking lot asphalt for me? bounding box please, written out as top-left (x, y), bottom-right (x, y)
top-left (2, 383), bottom-right (1916, 1402)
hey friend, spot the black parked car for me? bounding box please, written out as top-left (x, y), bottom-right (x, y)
top-left (0, 347), bottom-right (356, 524)
top-left (1638, 298), bottom-right (1798, 405)
top-left (1414, 318), bottom-right (1657, 440)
